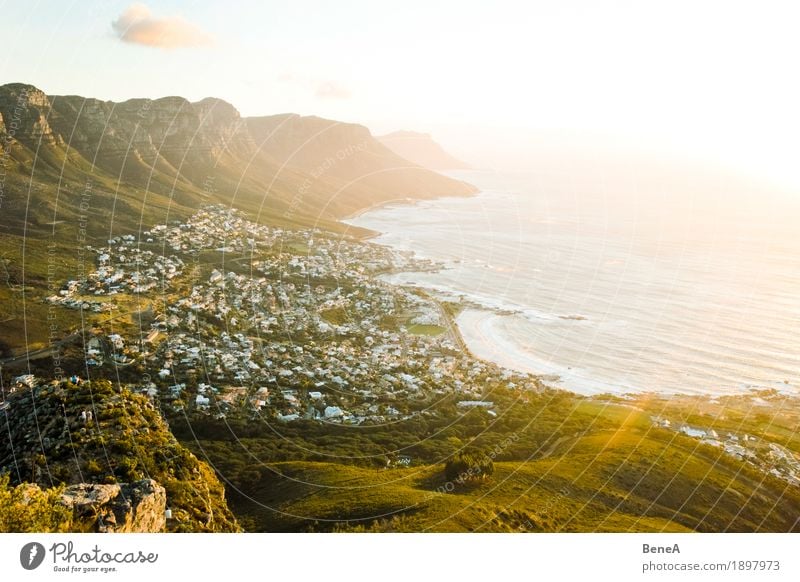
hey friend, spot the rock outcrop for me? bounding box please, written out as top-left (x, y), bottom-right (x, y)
top-left (60, 479), bottom-right (166, 533)
top-left (0, 83), bottom-right (63, 147)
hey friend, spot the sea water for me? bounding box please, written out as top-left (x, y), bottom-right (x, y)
top-left (347, 163), bottom-right (800, 395)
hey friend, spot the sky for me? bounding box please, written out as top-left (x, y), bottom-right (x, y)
top-left (2, 0), bottom-right (800, 186)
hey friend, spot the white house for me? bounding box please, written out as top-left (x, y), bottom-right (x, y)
top-left (324, 406), bottom-right (344, 418)
top-left (456, 400), bottom-right (494, 408)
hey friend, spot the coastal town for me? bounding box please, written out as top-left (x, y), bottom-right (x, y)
top-left (32, 205), bottom-right (539, 428)
top-left (4, 204), bottom-right (798, 493)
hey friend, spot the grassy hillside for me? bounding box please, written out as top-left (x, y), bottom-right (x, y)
top-left (181, 389), bottom-right (800, 532)
top-left (216, 427), bottom-right (800, 533)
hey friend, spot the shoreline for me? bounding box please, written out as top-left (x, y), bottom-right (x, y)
top-left (342, 196), bottom-right (423, 222)
top-left (348, 194), bottom-right (591, 394)
top-left (343, 198), bottom-right (424, 242)
top-left (342, 169), bottom-right (480, 239)
top-left (349, 193), bottom-right (798, 400)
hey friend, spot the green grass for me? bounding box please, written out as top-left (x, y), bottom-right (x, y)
top-left (179, 386), bottom-right (800, 532)
top-left (220, 422), bottom-right (800, 532)
top-left (227, 458), bottom-right (691, 533)
top-left (320, 306), bottom-right (350, 326)
top-left (405, 323), bottom-right (445, 336)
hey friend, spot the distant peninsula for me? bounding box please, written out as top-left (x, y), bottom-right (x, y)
top-left (378, 130), bottom-right (471, 170)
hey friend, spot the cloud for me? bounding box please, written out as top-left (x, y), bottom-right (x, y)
top-left (315, 81), bottom-right (351, 100)
top-left (112, 3), bottom-right (212, 49)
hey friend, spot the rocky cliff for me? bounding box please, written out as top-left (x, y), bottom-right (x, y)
top-left (60, 479), bottom-right (166, 532)
top-left (0, 83), bottom-right (64, 148)
top-left (1, 477), bottom-right (167, 533)
top-left (0, 82), bottom-right (476, 237)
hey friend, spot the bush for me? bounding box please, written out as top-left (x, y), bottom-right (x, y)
top-left (444, 451), bottom-right (494, 485)
top-left (85, 460), bottom-right (103, 477)
top-left (0, 475), bottom-right (71, 532)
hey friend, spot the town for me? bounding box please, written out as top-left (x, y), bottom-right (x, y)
top-left (11, 204), bottom-right (798, 492)
top-left (33, 205), bottom-right (540, 428)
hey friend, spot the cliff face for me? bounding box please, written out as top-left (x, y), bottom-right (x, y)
top-left (0, 380), bottom-right (239, 532)
top-left (0, 83), bottom-right (63, 147)
top-left (47, 94), bottom-right (255, 186)
top-left (60, 479), bottom-right (167, 533)
top-left (0, 82), bottom-right (475, 236)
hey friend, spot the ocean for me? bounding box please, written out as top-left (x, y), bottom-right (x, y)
top-left (346, 164), bottom-right (800, 395)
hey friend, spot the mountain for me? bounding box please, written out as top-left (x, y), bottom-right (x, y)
top-left (0, 83), bottom-right (476, 240)
top-left (0, 82), bottom-right (476, 356)
top-left (377, 130), bottom-right (471, 170)
top-left (247, 115), bottom-right (475, 215)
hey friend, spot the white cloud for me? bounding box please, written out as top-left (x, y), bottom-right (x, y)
top-left (112, 3), bottom-right (212, 49)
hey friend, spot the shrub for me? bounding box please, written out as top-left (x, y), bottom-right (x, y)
top-left (444, 451), bottom-right (494, 485)
top-left (0, 475), bottom-right (71, 532)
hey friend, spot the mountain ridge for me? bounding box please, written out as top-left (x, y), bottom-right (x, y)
top-left (378, 130), bottom-right (471, 170)
top-left (0, 82), bottom-right (476, 239)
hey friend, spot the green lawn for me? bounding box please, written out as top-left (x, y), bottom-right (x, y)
top-left (405, 323), bottom-right (445, 336)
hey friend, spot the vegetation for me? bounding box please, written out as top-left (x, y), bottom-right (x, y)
top-left (0, 475), bottom-right (70, 533)
top-left (444, 451), bottom-right (494, 484)
top-left (177, 387), bottom-right (800, 532)
top-left (406, 323), bottom-right (445, 336)
top-left (3, 84), bottom-right (798, 535)
top-left (0, 380), bottom-right (239, 532)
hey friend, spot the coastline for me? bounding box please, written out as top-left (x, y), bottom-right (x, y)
top-left (347, 182), bottom-right (798, 399)
top-left (343, 196), bottom-right (424, 222)
top-left (345, 184), bottom-right (576, 392)
top-left (342, 169), bottom-right (480, 240)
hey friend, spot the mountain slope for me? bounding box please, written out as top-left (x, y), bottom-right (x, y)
top-left (247, 114), bottom-right (476, 216)
top-left (378, 130), bottom-right (470, 170)
top-left (0, 83), bottom-right (475, 239)
top-left (0, 82), bottom-right (476, 355)
top-left (219, 430), bottom-right (800, 533)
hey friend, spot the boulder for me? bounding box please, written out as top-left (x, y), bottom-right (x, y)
top-left (60, 479), bottom-right (166, 533)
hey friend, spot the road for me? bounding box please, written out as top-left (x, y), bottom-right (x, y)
top-left (434, 301), bottom-right (469, 354)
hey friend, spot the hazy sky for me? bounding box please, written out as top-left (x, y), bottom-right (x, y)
top-left (2, 1), bottom-right (800, 185)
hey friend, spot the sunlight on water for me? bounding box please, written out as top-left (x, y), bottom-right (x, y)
top-left (349, 164), bottom-right (800, 395)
